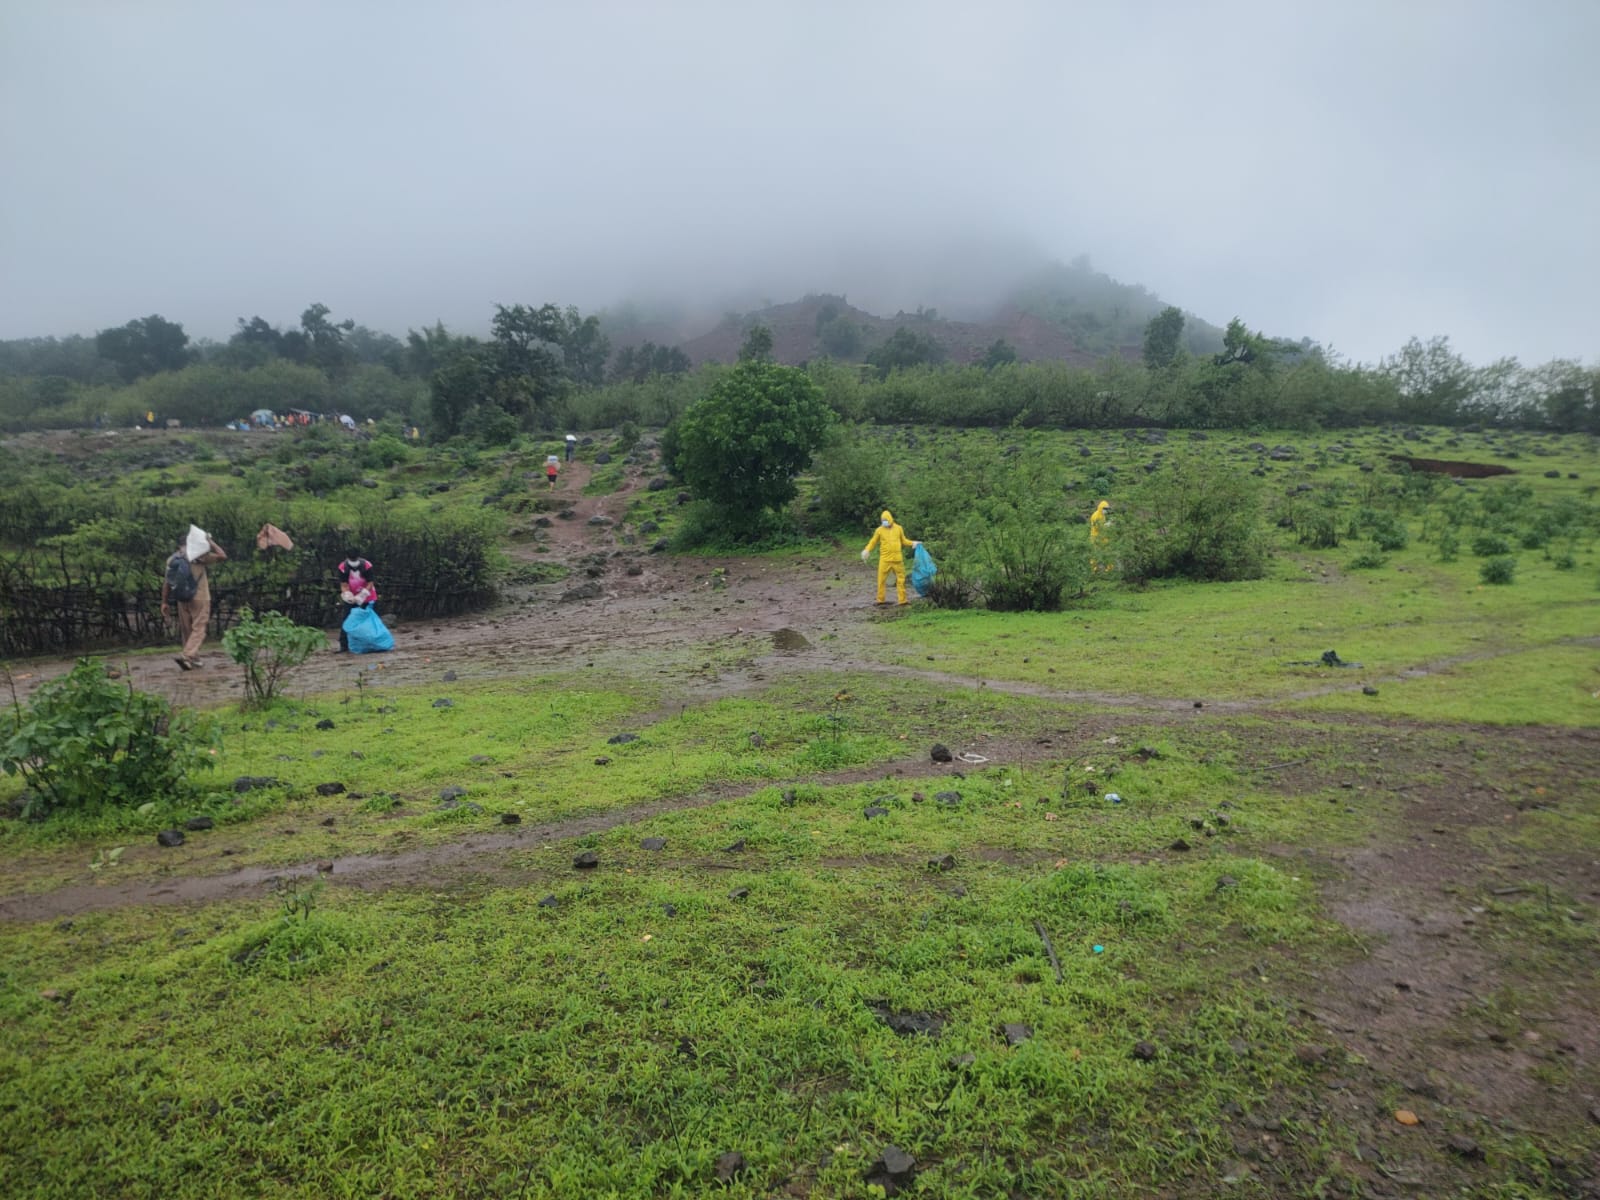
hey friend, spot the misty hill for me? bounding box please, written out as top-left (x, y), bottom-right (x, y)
top-left (601, 259), bottom-right (1229, 369)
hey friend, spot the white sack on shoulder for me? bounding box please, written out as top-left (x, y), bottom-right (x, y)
top-left (185, 525), bottom-right (210, 562)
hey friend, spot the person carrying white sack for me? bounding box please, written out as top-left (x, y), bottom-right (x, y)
top-left (161, 525), bottom-right (227, 670)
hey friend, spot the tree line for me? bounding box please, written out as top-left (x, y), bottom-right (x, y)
top-left (1, 302), bottom-right (1595, 436)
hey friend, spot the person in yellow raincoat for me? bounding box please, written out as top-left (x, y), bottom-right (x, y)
top-left (861, 510), bottom-right (920, 605)
top-left (1089, 499), bottom-right (1112, 572)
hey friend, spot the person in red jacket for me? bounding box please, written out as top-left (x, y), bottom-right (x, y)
top-left (336, 551), bottom-right (377, 653)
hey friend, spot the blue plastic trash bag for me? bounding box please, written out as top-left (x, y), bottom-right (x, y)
top-left (911, 543), bottom-right (938, 597)
top-left (342, 606), bottom-right (395, 654)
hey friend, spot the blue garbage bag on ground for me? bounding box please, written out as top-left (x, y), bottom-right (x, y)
top-left (342, 606), bottom-right (395, 653)
top-left (911, 544), bottom-right (938, 597)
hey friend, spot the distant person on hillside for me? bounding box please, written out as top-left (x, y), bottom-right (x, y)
top-left (1089, 499), bottom-right (1112, 572)
top-left (546, 455), bottom-right (560, 489)
top-left (161, 527), bottom-right (227, 670)
top-left (336, 551), bottom-right (378, 653)
top-left (565, 433), bottom-right (577, 462)
top-left (861, 510), bottom-right (920, 606)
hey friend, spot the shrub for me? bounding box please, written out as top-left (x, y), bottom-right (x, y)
top-left (1471, 533), bottom-right (1512, 556)
top-left (1435, 532), bottom-right (1460, 562)
top-left (1294, 506), bottom-right (1340, 549)
top-left (1478, 556), bottom-right (1517, 585)
top-left (982, 523), bottom-right (1086, 612)
top-left (1347, 550), bottom-right (1389, 570)
top-left (1, 659), bottom-right (218, 817)
top-left (923, 569), bottom-right (982, 610)
top-left (222, 608), bottom-right (327, 705)
top-left (1116, 458), bottom-right (1269, 583)
top-left (812, 433), bottom-right (889, 532)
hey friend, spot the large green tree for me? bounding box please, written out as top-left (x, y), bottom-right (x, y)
top-left (95, 314), bottom-right (192, 382)
top-left (671, 360), bottom-right (832, 514)
top-left (1141, 305), bottom-right (1185, 370)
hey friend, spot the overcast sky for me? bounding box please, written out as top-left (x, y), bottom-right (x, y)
top-left (2, 0), bottom-right (1596, 365)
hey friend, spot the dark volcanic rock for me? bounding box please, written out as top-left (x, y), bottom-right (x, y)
top-left (930, 743), bottom-right (953, 763)
top-left (184, 816), bottom-right (215, 831)
top-left (573, 851), bottom-right (599, 869)
top-left (870, 1003), bottom-right (945, 1037)
top-left (156, 829), bottom-right (185, 848)
top-left (315, 782), bottom-right (346, 796)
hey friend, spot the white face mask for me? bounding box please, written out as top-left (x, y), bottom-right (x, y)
top-left (881, 520), bottom-right (891, 527)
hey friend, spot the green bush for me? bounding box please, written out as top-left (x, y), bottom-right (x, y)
top-left (1435, 532), bottom-right (1460, 562)
top-left (1347, 550), bottom-right (1389, 570)
top-left (982, 523), bottom-right (1086, 612)
top-left (222, 608), bottom-right (327, 706)
top-left (923, 569), bottom-right (981, 609)
top-left (1294, 506), bottom-right (1340, 549)
top-left (1478, 556), bottom-right (1517, 585)
top-left (1116, 458), bottom-right (1269, 583)
top-left (812, 432), bottom-right (889, 533)
top-left (1, 659), bottom-right (218, 817)
top-left (1471, 533), bottom-right (1512, 556)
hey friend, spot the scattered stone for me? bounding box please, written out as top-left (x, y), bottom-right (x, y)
top-left (638, 520), bottom-right (660, 533)
top-left (594, 755), bottom-right (611, 766)
top-left (184, 816), bottom-right (214, 831)
top-left (232, 776), bottom-right (280, 793)
top-left (1215, 875), bottom-right (1238, 892)
top-left (646, 476), bottom-right (670, 492)
top-left (537, 894), bottom-right (558, 908)
top-left (934, 791), bottom-right (961, 807)
top-left (871, 1004), bottom-right (946, 1037)
top-left (315, 718), bottom-right (335, 730)
top-left (587, 515), bottom-right (612, 526)
top-left (593, 451), bottom-right (612, 464)
top-left (608, 732), bottom-right (639, 745)
top-left (1168, 838), bottom-right (1192, 852)
top-left (470, 754), bottom-right (492, 764)
top-left (728, 886), bottom-right (749, 901)
top-left (748, 732), bottom-right (764, 748)
top-left (626, 564), bottom-right (642, 576)
top-left (714, 1151), bottom-right (746, 1183)
top-left (1394, 1109), bottom-right (1420, 1126)
top-left (929, 854), bottom-right (957, 872)
top-left (1132, 1040), bottom-right (1159, 1061)
top-left (911, 791), bottom-right (926, 803)
top-left (438, 786), bottom-right (467, 801)
top-left (1002, 1023), bottom-right (1033, 1046)
top-left (661, 903), bottom-right (677, 917)
top-left (500, 812), bottom-right (521, 825)
top-left (317, 860), bottom-right (335, 874)
top-left (432, 698), bottom-right (454, 708)
top-left (865, 1145), bottom-right (916, 1194)
top-left (1295, 1044), bottom-right (1327, 1065)
top-left (560, 580), bottom-right (603, 602)
top-left (721, 839), bottom-right (747, 854)
top-left (1446, 1134), bottom-right (1484, 1160)
top-left (156, 829), bottom-right (185, 848)
top-left (442, 670), bottom-right (457, 682)
top-left (1362, 685), bottom-right (1379, 696)
top-left (315, 782), bottom-right (346, 796)
top-left (320, 817), bottom-right (336, 827)
top-left (1193, 700), bottom-right (1203, 708)
top-left (650, 538), bottom-right (670, 553)
top-left (780, 790), bottom-right (797, 807)
top-left (930, 743), bottom-right (953, 763)
top-left (864, 806), bottom-right (890, 820)
top-left (573, 851), bottom-right (599, 869)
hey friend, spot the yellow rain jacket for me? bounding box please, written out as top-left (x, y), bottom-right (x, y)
top-left (1089, 500), bottom-right (1111, 572)
top-left (862, 510), bottom-right (914, 604)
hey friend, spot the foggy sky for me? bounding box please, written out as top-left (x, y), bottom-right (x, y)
top-left (3, 0), bottom-right (1596, 366)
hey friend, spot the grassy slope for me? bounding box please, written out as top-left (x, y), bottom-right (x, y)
top-left (2, 425), bottom-right (1597, 1198)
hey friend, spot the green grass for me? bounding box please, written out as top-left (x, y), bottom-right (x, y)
top-left (4, 423), bottom-right (1598, 1198)
top-left (0, 743), bottom-right (1358, 1199)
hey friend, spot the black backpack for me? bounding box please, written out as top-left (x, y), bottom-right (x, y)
top-left (165, 553), bottom-right (199, 602)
